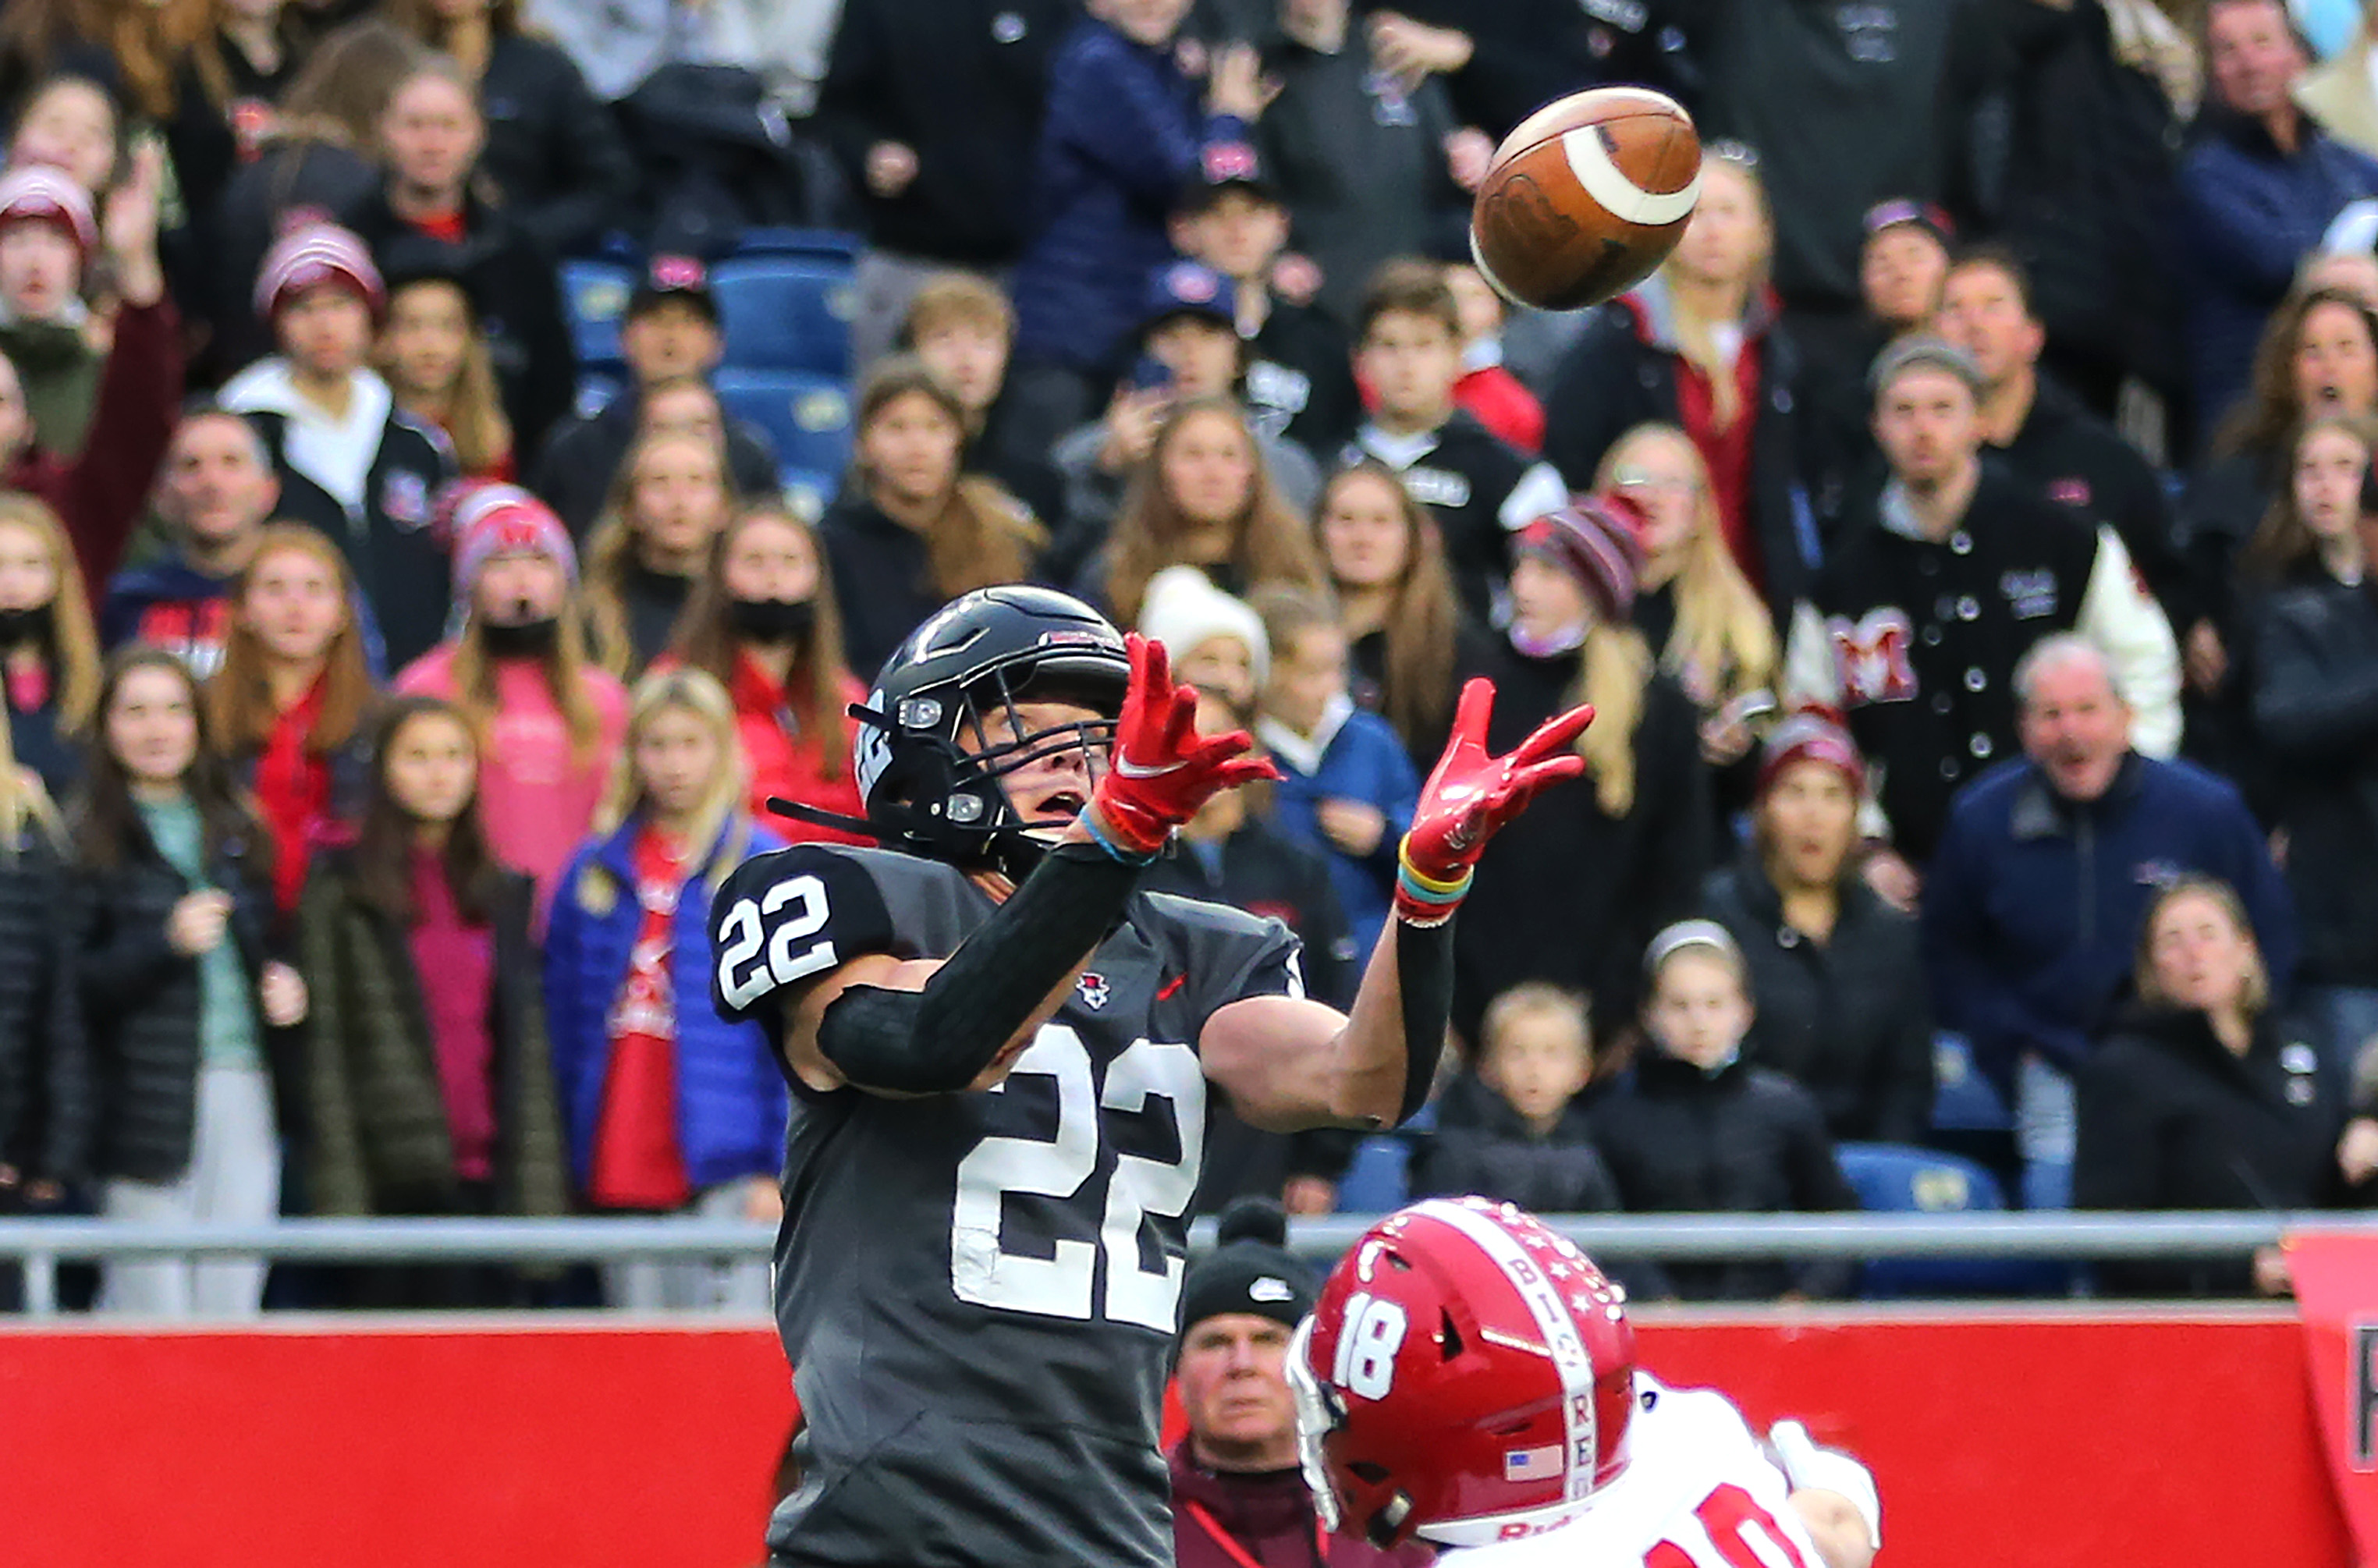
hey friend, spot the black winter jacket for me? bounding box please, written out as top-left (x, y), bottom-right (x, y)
top-left (72, 815), bottom-right (293, 1184)
top-left (2075, 1005), bottom-right (2345, 1294)
top-left (0, 833), bottom-right (90, 1187)
top-left (1587, 1050), bottom-right (1861, 1300)
top-left (1700, 847), bottom-right (1936, 1144)
top-left (530, 389), bottom-right (782, 539)
top-left (1414, 1073), bottom-right (1620, 1216)
top-left (474, 34), bottom-right (640, 258)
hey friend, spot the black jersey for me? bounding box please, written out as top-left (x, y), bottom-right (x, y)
top-left (711, 843), bottom-right (1304, 1568)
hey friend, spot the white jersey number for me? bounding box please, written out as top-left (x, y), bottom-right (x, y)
top-left (715, 874), bottom-right (838, 1013)
top-left (1645, 1483), bottom-right (1813, 1568)
top-left (950, 1027), bottom-right (1205, 1330)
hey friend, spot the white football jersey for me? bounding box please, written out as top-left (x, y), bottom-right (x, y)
top-left (1442, 1375), bottom-right (1826, 1568)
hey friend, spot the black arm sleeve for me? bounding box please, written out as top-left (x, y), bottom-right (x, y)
top-left (1396, 917), bottom-right (1455, 1123)
top-left (817, 841), bottom-right (1145, 1094)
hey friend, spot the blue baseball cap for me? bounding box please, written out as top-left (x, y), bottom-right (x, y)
top-left (1142, 260), bottom-right (1237, 332)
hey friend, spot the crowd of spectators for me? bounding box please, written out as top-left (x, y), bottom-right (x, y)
top-left (3, 0), bottom-right (2378, 1315)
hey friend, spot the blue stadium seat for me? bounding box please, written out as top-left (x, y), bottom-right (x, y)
top-left (712, 255), bottom-right (857, 377)
top-left (733, 227), bottom-right (864, 262)
top-left (1834, 1141), bottom-right (2066, 1298)
top-left (1333, 1102), bottom-right (1435, 1214)
top-left (715, 370), bottom-right (857, 481)
top-left (560, 259), bottom-right (636, 374)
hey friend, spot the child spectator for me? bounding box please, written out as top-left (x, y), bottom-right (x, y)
top-left (376, 264), bottom-right (516, 481)
top-left (76, 647), bottom-right (309, 1319)
top-left (221, 221), bottom-right (458, 672)
top-left (5, 73), bottom-right (123, 199)
top-left (1588, 921), bottom-right (1858, 1301)
top-left (1415, 982), bottom-right (1619, 1215)
top-left (1083, 399), bottom-right (1326, 626)
top-left (0, 718), bottom-right (87, 1222)
top-left (0, 162), bottom-right (102, 459)
top-left (393, 484), bottom-right (630, 924)
top-left (0, 493), bottom-right (100, 797)
top-left (0, 145), bottom-right (182, 596)
top-left (581, 427), bottom-right (733, 678)
top-left (1139, 562), bottom-right (1269, 715)
top-left (1443, 258), bottom-right (1543, 456)
top-left (298, 696), bottom-right (568, 1304)
top-left (1314, 459), bottom-right (1472, 761)
top-left (1345, 260), bottom-right (1564, 623)
top-left (1251, 585), bottom-right (1418, 958)
top-left (900, 271), bottom-right (1059, 526)
top-left (821, 357), bottom-right (1044, 677)
top-left (205, 525), bottom-right (379, 921)
top-left (545, 667), bottom-right (786, 1311)
top-left (662, 502), bottom-right (868, 840)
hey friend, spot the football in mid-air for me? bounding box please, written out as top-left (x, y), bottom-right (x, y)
top-left (1469, 86), bottom-right (1703, 313)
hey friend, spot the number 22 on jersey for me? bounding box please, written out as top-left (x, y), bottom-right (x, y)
top-left (1645, 1484), bottom-right (1812, 1568)
top-left (950, 1023), bottom-right (1205, 1332)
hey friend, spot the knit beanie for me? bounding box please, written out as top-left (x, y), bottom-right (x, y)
top-left (1138, 566), bottom-right (1269, 690)
top-left (254, 219), bottom-right (386, 323)
top-left (1755, 704), bottom-right (1868, 799)
top-left (1175, 1198), bottom-right (1317, 1353)
top-left (1514, 491), bottom-right (1647, 624)
top-left (0, 165), bottom-right (96, 259)
top-left (449, 483), bottom-right (577, 596)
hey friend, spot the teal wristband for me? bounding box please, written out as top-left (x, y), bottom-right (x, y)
top-left (1081, 809), bottom-right (1160, 867)
top-left (1396, 863), bottom-right (1471, 906)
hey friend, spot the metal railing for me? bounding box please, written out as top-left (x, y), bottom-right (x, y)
top-left (4, 1211), bottom-right (2371, 1318)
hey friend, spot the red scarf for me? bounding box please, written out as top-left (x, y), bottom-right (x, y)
top-left (252, 676), bottom-right (331, 915)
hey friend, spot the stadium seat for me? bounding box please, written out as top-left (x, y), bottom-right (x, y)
top-left (715, 370), bottom-right (857, 481)
top-left (712, 255), bottom-right (857, 377)
top-left (733, 227), bottom-right (864, 262)
top-left (560, 259), bottom-right (636, 375)
top-left (1834, 1141), bottom-right (2067, 1298)
top-left (1333, 1102), bottom-right (1435, 1214)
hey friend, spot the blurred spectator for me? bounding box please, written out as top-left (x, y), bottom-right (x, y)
top-left (1140, 562), bottom-right (1269, 714)
top-left (0, 3), bottom-right (172, 134)
top-left (546, 668), bottom-right (785, 1311)
top-left (76, 646), bottom-right (307, 1318)
top-left (813, 0), bottom-right (1074, 371)
top-left (1444, 259), bottom-right (1541, 456)
top-left (375, 263), bottom-right (515, 481)
top-left (203, 20), bottom-right (424, 377)
top-left (1925, 635), bottom-right (2297, 1208)
top-left (101, 409), bottom-right (272, 672)
top-left (1679, 2), bottom-right (1996, 347)
top-left (1078, 398), bottom-right (1326, 625)
top-left (1169, 141), bottom-right (1360, 456)
top-left (284, 0), bottom-right (377, 55)
top-left (0, 730), bottom-right (86, 1230)
top-left (2249, 449), bottom-right (2378, 1102)
top-left (900, 271), bottom-right (1060, 526)
top-left (1412, 981), bottom-right (1620, 1216)
top-left (0, 494), bottom-right (100, 796)
top-left (2077, 876), bottom-right (2358, 1294)
top-left (2177, 0), bottom-right (2378, 448)
top-left (6, 73), bottom-right (122, 200)
top-left (380, 0), bottom-right (636, 258)
top-left (1357, 4), bottom-right (1669, 140)
top-left (660, 501), bottom-right (868, 840)
top-left (1588, 920), bottom-right (1860, 1301)
top-left (393, 484), bottom-right (631, 923)
top-left (1803, 199), bottom-right (1954, 520)
top-left (820, 357), bottom-right (1045, 677)
top-left (1251, 584), bottom-right (1417, 957)
top-left (531, 257), bottom-right (780, 537)
top-left (0, 146), bottom-right (180, 596)
top-left (1593, 421), bottom-right (1780, 824)
top-left (1546, 147), bottom-right (1815, 622)
top-left (297, 695), bottom-right (567, 1304)
top-left (1453, 496), bottom-right (1709, 1041)
top-left (1049, 262), bottom-right (1321, 580)
top-left (1345, 260), bottom-right (1564, 624)
top-left (1255, 0), bottom-right (1485, 332)
top-left (2297, 0), bottom-right (2378, 158)
top-left (1700, 708), bottom-right (1935, 1145)
top-left (204, 525), bottom-right (376, 920)
top-left (518, 0), bottom-right (740, 102)
top-left (346, 56), bottom-right (577, 454)
top-left (1003, 3), bottom-right (1272, 466)
top-left (0, 165), bottom-right (104, 460)
top-left (160, 0), bottom-right (308, 283)
top-left (1936, 247), bottom-right (2197, 640)
top-left (219, 222), bottom-right (458, 671)
top-left (580, 427), bottom-right (733, 677)
top-left (1314, 459), bottom-right (1473, 761)
top-left (1782, 338), bottom-right (2181, 878)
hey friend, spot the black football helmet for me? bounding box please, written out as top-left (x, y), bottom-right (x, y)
top-left (846, 585), bottom-right (1130, 878)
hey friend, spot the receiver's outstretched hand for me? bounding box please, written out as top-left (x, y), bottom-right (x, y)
top-left (1088, 633), bottom-right (1280, 858)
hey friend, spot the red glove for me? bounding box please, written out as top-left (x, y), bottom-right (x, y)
top-left (1395, 678), bottom-right (1593, 924)
top-left (1086, 633), bottom-right (1280, 859)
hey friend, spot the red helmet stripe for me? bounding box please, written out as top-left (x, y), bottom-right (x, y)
top-left (1407, 1200), bottom-right (1599, 1505)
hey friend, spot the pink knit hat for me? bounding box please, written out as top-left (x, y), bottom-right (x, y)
top-left (253, 218), bottom-right (386, 322)
top-left (449, 484), bottom-right (576, 595)
top-left (0, 164), bottom-right (97, 258)
top-left (1514, 491), bottom-right (1648, 625)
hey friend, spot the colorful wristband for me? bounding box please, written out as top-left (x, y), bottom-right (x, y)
top-left (1397, 843), bottom-right (1472, 896)
top-left (1081, 804), bottom-right (1162, 866)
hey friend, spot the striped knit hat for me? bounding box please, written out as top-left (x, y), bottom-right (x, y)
top-left (253, 219), bottom-right (385, 323)
top-left (1514, 491), bottom-right (1648, 625)
top-left (449, 483), bottom-right (577, 596)
top-left (0, 164), bottom-right (97, 258)
top-left (1755, 704), bottom-right (1867, 799)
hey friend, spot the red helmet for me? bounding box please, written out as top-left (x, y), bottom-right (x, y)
top-left (1288, 1197), bottom-right (1636, 1549)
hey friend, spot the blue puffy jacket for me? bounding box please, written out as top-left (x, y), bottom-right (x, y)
top-left (1260, 698), bottom-right (1420, 957)
top-left (1010, 16), bottom-right (1244, 374)
top-left (544, 814), bottom-right (789, 1194)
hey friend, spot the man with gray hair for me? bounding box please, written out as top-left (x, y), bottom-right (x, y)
top-left (1784, 335), bottom-right (2181, 892)
top-left (1922, 632), bottom-right (2294, 1208)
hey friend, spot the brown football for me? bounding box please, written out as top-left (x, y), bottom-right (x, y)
top-left (1469, 87), bottom-right (1703, 313)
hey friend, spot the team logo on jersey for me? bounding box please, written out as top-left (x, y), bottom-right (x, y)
top-left (1826, 608), bottom-right (1917, 705)
top-left (2001, 568), bottom-right (2060, 620)
top-left (1077, 972), bottom-right (1110, 1009)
